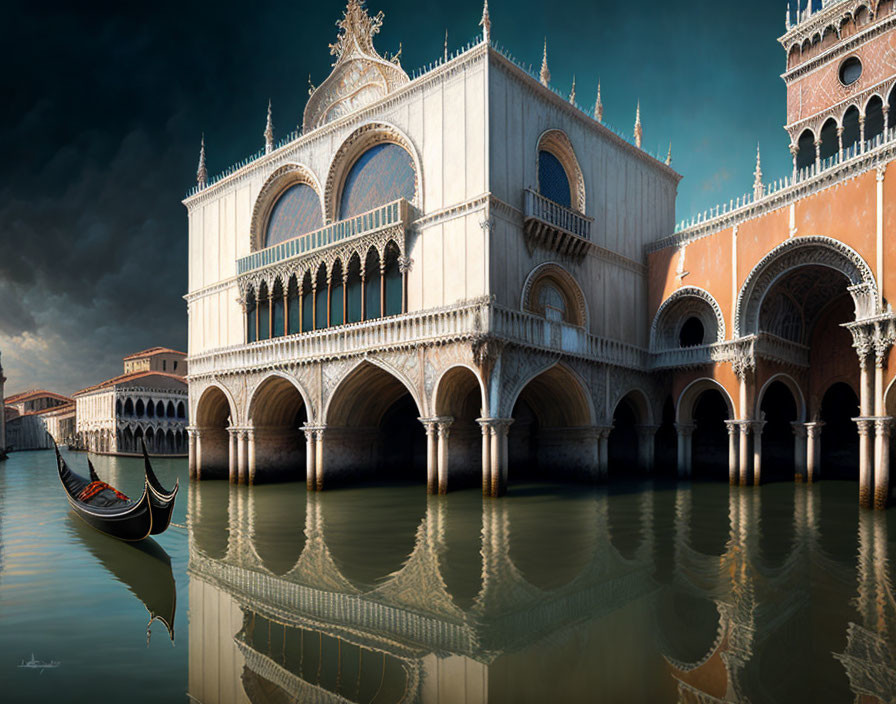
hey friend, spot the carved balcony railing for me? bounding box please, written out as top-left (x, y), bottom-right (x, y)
top-left (237, 199), bottom-right (409, 276)
top-left (189, 298), bottom-right (650, 378)
top-left (649, 333), bottom-right (810, 370)
top-left (523, 189), bottom-right (593, 258)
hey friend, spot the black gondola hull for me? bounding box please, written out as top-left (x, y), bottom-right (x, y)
top-left (141, 438), bottom-right (178, 535)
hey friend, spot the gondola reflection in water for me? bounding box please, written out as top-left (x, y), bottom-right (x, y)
top-left (68, 516), bottom-right (177, 642)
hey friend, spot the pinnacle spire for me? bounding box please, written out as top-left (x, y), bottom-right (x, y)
top-left (196, 134), bottom-right (208, 188)
top-left (480, 0), bottom-right (491, 43)
top-left (569, 75), bottom-right (576, 105)
top-left (666, 142), bottom-right (672, 166)
top-left (594, 80), bottom-right (603, 123)
top-left (444, 29), bottom-right (449, 61)
top-left (634, 101), bottom-right (642, 149)
top-left (753, 142), bottom-right (764, 199)
top-left (264, 100), bottom-right (274, 154)
top-left (540, 38), bottom-right (550, 86)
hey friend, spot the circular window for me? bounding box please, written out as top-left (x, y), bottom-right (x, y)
top-left (839, 56), bottom-right (862, 86)
top-left (679, 317), bottom-right (705, 348)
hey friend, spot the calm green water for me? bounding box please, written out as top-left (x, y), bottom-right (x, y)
top-left (1, 449), bottom-right (895, 703)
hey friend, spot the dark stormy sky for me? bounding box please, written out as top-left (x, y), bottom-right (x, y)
top-left (2, 0), bottom-right (791, 396)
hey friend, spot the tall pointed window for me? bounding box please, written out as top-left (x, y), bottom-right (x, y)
top-left (538, 150), bottom-right (572, 208)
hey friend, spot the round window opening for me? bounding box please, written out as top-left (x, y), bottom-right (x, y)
top-left (839, 57), bottom-right (863, 86)
top-left (679, 317), bottom-right (705, 348)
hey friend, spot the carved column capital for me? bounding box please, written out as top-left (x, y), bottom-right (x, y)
top-left (398, 256), bottom-right (413, 274)
top-left (853, 417), bottom-right (875, 436)
top-left (874, 416), bottom-right (893, 438)
top-left (675, 422), bottom-right (696, 437)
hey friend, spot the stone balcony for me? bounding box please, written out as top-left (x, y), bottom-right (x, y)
top-left (522, 189), bottom-right (593, 259)
top-left (650, 333), bottom-right (810, 370)
top-left (237, 199), bottom-right (410, 277)
top-left (188, 298), bottom-right (647, 378)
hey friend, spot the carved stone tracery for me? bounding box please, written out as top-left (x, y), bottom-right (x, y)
top-left (650, 286), bottom-right (726, 351)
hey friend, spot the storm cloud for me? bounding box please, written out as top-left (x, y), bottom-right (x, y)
top-left (2, 0), bottom-right (789, 395)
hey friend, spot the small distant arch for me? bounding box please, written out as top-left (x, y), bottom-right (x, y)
top-left (521, 262), bottom-right (588, 328)
top-left (676, 378), bottom-right (736, 424)
top-left (755, 373), bottom-right (807, 423)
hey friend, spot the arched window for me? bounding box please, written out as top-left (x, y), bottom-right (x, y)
top-left (842, 105), bottom-right (861, 153)
top-left (523, 265), bottom-right (586, 327)
top-left (339, 143), bottom-right (415, 219)
top-left (124, 398), bottom-right (134, 417)
top-left (819, 118), bottom-right (839, 161)
top-left (796, 129), bottom-right (816, 171)
top-left (136, 399), bottom-right (145, 418)
top-left (383, 243), bottom-right (402, 317)
top-left (678, 317), bottom-right (705, 347)
top-left (346, 254), bottom-right (363, 324)
top-left (247, 287), bottom-right (257, 343)
top-left (264, 184), bottom-right (323, 248)
top-left (314, 266), bottom-right (328, 330)
top-left (538, 150), bottom-right (572, 208)
top-left (287, 275), bottom-right (301, 335)
top-left (540, 282), bottom-right (567, 322)
top-left (365, 248), bottom-right (382, 320)
top-left (271, 280), bottom-right (285, 338)
top-left (177, 401), bottom-right (186, 419)
top-left (865, 95), bottom-right (884, 144)
top-left (330, 260), bottom-right (345, 327)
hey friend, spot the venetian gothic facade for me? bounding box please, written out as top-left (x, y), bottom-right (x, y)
top-left (186, 0), bottom-right (896, 508)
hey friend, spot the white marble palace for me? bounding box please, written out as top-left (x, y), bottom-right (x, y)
top-left (185, 0), bottom-right (676, 494)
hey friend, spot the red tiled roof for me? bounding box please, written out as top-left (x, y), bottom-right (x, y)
top-left (24, 402), bottom-right (76, 417)
top-left (122, 347), bottom-right (186, 361)
top-left (4, 389), bottom-right (73, 405)
top-left (73, 371), bottom-right (187, 397)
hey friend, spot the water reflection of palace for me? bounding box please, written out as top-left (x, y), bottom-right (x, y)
top-left (186, 483), bottom-right (896, 703)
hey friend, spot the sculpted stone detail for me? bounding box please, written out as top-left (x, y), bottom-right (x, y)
top-left (735, 236), bottom-right (878, 337)
top-left (302, 0), bottom-right (409, 133)
top-left (650, 286), bottom-right (726, 351)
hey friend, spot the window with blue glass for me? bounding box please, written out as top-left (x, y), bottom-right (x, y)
top-left (339, 143), bottom-right (415, 219)
top-left (538, 150), bottom-right (572, 208)
top-left (265, 184), bottom-right (323, 248)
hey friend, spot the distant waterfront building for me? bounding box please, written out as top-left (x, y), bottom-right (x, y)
top-left (0, 352), bottom-right (6, 458)
top-left (73, 349), bottom-right (188, 456)
top-left (186, 0), bottom-right (896, 508)
top-left (4, 390), bottom-right (74, 452)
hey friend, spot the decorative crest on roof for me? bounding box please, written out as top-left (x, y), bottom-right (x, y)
top-left (753, 143), bottom-right (764, 200)
top-left (303, 0), bottom-right (409, 132)
top-left (569, 75), bottom-right (576, 104)
top-left (264, 100), bottom-right (274, 154)
top-left (539, 38), bottom-right (550, 86)
top-left (480, 0), bottom-right (491, 43)
top-left (594, 80), bottom-right (603, 123)
top-left (634, 101), bottom-right (642, 149)
top-left (196, 134), bottom-right (207, 188)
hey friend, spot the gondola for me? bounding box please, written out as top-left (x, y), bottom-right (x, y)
top-left (140, 437), bottom-right (179, 535)
top-left (55, 444), bottom-right (153, 542)
top-left (68, 516), bottom-right (176, 642)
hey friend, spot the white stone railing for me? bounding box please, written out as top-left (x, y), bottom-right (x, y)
top-left (237, 199), bottom-right (409, 275)
top-left (523, 189), bottom-right (592, 240)
top-left (650, 341), bottom-right (739, 370)
top-left (650, 333), bottom-right (810, 370)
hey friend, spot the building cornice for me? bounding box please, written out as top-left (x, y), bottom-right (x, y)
top-left (647, 137), bottom-right (896, 254)
top-left (184, 276), bottom-right (240, 304)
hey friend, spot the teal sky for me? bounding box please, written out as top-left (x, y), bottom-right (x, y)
top-left (1, 0), bottom-right (791, 394)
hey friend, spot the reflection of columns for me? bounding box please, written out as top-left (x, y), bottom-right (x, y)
top-left (420, 418), bottom-right (439, 494)
top-left (597, 426), bottom-right (611, 478)
top-left (488, 419), bottom-right (513, 497)
top-left (636, 425), bottom-right (658, 473)
top-left (805, 421), bottom-right (824, 483)
top-left (187, 427), bottom-right (197, 479)
top-left (738, 421), bottom-right (752, 486)
top-left (477, 419), bottom-right (492, 495)
top-left (237, 429), bottom-right (248, 484)
top-left (247, 428), bottom-right (256, 485)
top-left (856, 418), bottom-right (875, 508)
top-left (752, 420), bottom-right (765, 486)
top-left (873, 417), bottom-right (892, 509)
top-left (791, 422), bottom-right (808, 481)
top-left (227, 427), bottom-right (237, 483)
top-left (725, 421), bottom-right (739, 485)
top-left (675, 423), bottom-right (694, 477)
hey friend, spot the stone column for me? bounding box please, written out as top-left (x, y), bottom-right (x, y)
top-left (379, 263), bottom-right (386, 318)
top-left (436, 417), bottom-right (453, 495)
top-left (187, 427), bottom-right (198, 479)
top-left (752, 420), bottom-right (766, 486)
top-left (598, 426), bottom-right (612, 479)
top-left (360, 273), bottom-right (367, 322)
top-left (488, 419), bottom-right (513, 498)
top-left (399, 256), bottom-right (410, 314)
top-left (636, 425), bottom-right (659, 473)
top-left (725, 421), bottom-right (739, 485)
top-left (874, 417), bottom-right (892, 510)
top-left (228, 428), bottom-right (238, 484)
top-left (790, 142), bottom-right (799, 179)
top-left (420, 418), bottom-right (439, 495)
top-left (675, 423), bottom-right (695, 478)
top-left (859, 113), bottom-right (866, 152)
top-left (477, 419), bottom-right (493, 496)
top-left (791, 422), bottom-right (808, 482)
top-left (805, 421), bottom-right (824, 483)
top-left (856, 418), bottom-right (875, 507)
top-left (311, 284), bottom-right (317, 330)
top-left (837, 126), bottom-right (844, 162)
top-left (314, 427), bottom-right (325, 491)
top-left (738, 421), bottom-right (752, 486)
top-left (855, 336), bottom-right (875, 508)
top-left (237, 429), bottom-right (248, 485)
top-left (814, 138), bottom-right (822, 171)
top-left (247, 429), bottom-right (257, 485)
top-left (303, 424), bottom-right (317, 491)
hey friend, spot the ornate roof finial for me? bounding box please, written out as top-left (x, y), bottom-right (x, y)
top-left (634, 101), bottom-right (642, 149)
top-left (444, 29), bottom-right (449, 61)
top-left (480, 0), bottom-right (491, 43)
top-left (264, 100), bottom-right (274, 154)
top-left (539, 38), bottom-right (550, 86)
top-left (196, 134), bottom-right (207, 188)
top-left (569, 75), bottom-right (576, 105)
top-left (594, 80), bottom-right (603, 123)
top-left (666, 142), bottom-right (672, 166)
top-left (786, 1), bottom-right (792, 30)
top-left (753, 142), bottom-right (764, 200)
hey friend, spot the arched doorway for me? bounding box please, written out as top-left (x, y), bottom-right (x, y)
top-left (247, 375), bottom-right (308, 483)
top-left (655, 397), bottom-right (678, 476)
top-left (507, 364), bottom-right (594, 485)
top-left (820, 382), bottom-right (860, 478)
top-left (194, 385), bottom-right (234, 479)
top-left (758, 378), bottom-right (802, 482)
top-left (608, 390), bottom-right (653, 479)
top-left (677, 379), bottom-right (735, 481)
top-left (433, 366), bottom-right (486, 491)
top-left (323, 361), bottom-right (426, 486)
